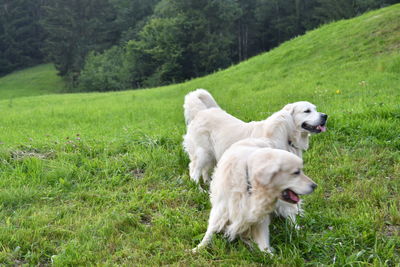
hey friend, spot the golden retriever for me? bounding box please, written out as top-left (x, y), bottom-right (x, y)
top-left (192, 138), bottom-right (317, 253)
top-left (183, 89), bottom-right (327, 226)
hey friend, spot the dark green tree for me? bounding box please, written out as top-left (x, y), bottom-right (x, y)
top-left (126, 16), bottom-right (186, 87)
top-left (74, 0), bottom-right (400, 91)
top-left (78, 46), bottom-right (130, 91)
top-left (110, 0), bottom-right (161, 43)
top-left (0, 0), bottom-right (47, 76)
top-left (41, 0), bottom-right (118, 84)
top-left (124, 0), bottom-right (241, 88)
top-left (310, 0), bottom-right (397, 26)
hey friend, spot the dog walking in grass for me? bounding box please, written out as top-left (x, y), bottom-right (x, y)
top-left (192, 138), bottom-right (317, 253)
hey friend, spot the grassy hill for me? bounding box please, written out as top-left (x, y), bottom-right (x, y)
top-left (0, 64), bottom-right (64, 99)
top-left (0, 4), bottom-right (399, 266)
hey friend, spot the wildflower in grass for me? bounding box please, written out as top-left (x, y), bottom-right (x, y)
top-left (336, 89), bottom-right (341, 94)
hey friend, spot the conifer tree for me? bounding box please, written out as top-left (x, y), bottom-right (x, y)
top-left (0, 0), bottom-right (46, 76)
top-left (41, 0), bottom-right (118, 84)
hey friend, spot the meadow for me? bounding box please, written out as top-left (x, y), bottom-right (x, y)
top-left (0, 4), bottom-right (399, 266)
top-left (0, 64), bottom-right (65, 99)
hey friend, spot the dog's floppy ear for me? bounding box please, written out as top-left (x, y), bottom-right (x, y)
top-left (248, 150), bottom-right (280, 186)
top-left (283, 103), bottom-right (295, 115)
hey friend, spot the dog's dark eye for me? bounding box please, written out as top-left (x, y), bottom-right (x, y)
top-left (293, 170), bottom-right (301, 175)
top-left (304, 109), bottom-right (311, 113)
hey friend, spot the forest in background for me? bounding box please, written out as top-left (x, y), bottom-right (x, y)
top-left (1, 0), bottom-right (399, 91)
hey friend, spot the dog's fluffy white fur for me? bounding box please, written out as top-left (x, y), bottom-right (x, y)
top-left (193, 138), bottom-right (317, 253)
top-left (183, 89), bottom-right (327, 224)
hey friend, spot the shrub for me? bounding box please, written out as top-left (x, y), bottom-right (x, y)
top-left (78, 46), bottom-right (130, 92)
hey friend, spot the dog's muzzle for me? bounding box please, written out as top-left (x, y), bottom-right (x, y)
top-left (301, 113), bottom-right (328, 133)
top-left (281, 184), bottom-right (317, 204)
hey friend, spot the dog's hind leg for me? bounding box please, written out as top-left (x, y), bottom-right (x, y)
top-left (201, 157), bottom-right (215, 184)
top-left (189, 161), bottom-right (208, 192)
top-left (191, 147), bottom-right (214, 185)
top-left (184, 134), bottom-right (201, 184)
top-left (188, 160), bottom-right (199, 183)
top-left (189, 154), bottom-right (203, 184)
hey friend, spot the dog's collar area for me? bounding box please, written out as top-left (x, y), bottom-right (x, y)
top-left (245, 165), bottom-right (252, 194)
top-left (288, 140), bottom-right (299, 149)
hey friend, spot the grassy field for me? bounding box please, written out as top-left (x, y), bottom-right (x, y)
top-left (0, 4), bottom-right (399, 266)
top-left (0, 64), bottom-right (64, 99)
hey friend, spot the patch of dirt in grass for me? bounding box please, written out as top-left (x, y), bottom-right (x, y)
top-left (324, 186), bottom-right (344, 198)
top-left (14, 259), bottom-right (28, 266)
top-left (130, 168), bottom-right (145, 179)
top-left (11, 149), bottom-right (55, 160)
top-left (388, 42), bottom-right (400, 52)
top-left (384, 225), bottom-right (400, 237)
top-left (140, 214), bottom-right (152, 226)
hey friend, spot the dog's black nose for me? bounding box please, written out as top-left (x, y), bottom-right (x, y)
top-left (321, 113), bottom-right (328, 120)
top-left (311, 183), bottom-right (318, 190)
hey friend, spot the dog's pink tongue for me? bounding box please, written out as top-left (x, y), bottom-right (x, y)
top-left (288, 190), bottom-right (300, 203)
top-left (317, 125), bottom-right (327, 132)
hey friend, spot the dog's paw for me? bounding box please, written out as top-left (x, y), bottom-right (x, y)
top-left (198, 186), bottom-right (208, 194)
top-left (189, 247), bottom-right (199, 254)
top-left (265, 248), bottom-right (274, 256)
top-left (262, 247), bottom-right (274, 256)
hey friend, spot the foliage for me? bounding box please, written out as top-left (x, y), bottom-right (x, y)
top-left (0, 5), bottom-right (399, 265)
top-left (1, 0), bottom-right (400, 88)
top-left (40, 0), bottom-right (119, 85)
top-left (109, 0), bottom-right (161, 43)
top-left (123, 0), bottom-right (241, 88)
top-left (0, 0), bottom-right (46, 76)
top-left (126, 17), bottom-right (186, 88)
top-left (78, 47), bottom-right (130, 92)
top-left (80, 0), bottom-right (400, 90)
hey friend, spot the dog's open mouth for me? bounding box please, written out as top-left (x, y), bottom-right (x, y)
top-left (281, 189), bottom-right (300, 204)
top-left (302, 122), bottom-right (326, 133)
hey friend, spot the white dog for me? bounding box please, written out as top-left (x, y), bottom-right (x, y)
top-left (183, 89), bottom-right (327, 224)
top-left (193, 138), bottom-right (317, 253)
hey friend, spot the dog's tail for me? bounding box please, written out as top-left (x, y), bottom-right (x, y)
top-left (183, 89), bottom-right (219, 125)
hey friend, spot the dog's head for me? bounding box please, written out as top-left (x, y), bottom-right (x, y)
top-left (250, 148), bottom-right (317, 204)
top-left (283, 101), bottom-right (328, 134)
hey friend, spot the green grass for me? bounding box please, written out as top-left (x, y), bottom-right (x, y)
top-left (1, 4), bottom-right (400, 266)
top-left (0, 64), bottom-right (64, 99)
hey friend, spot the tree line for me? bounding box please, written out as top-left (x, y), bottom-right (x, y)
top-left (1, 0), bottom-right (398, 91)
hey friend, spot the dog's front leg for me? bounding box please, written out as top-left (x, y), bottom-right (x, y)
top-left (287, 212), bottom-right (301, 230)
top-left (275, 200), bottom-right (301, 230)
top-left (192, 206), bottom-right (223, 252)
top-left (251, 215), bottom-right (273, 255)
top-left (192, 227), bottom-right (215, 253)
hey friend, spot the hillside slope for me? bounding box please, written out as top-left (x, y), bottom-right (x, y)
top-left (0, 4), bottom-right (399, 266)
top-left (0, 64), bottom-right (64, 99)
